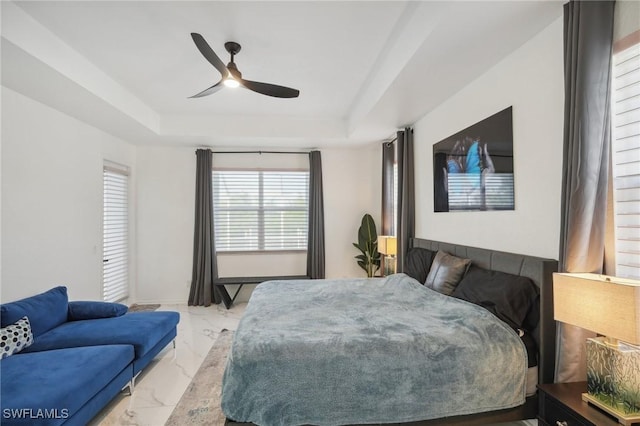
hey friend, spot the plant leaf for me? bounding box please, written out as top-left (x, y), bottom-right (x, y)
top-left (353, 213), bottom-right (381, 277)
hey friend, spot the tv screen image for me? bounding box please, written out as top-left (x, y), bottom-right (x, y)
top-left (433, 107), bottom-right (515, 212)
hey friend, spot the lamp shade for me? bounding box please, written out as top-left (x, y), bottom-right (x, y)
top-left (553, 273), bottom-right (640, 345)
top-left (377, 236), bottom-right (397, 256)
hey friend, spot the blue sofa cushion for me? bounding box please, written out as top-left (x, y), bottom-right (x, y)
top-left (24, 311), bottom-right (180, 359)
top-left (68, 301), bottom-right (128, 321)
top-left (1, 287), bottom-right (68, 338)
top-left (1, 317), bottom-right (33, 359)
top-left (0, 345), bottom-right (134, 426)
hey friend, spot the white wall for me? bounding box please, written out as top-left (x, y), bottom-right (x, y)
top-left (134, 144), bottom-right (380, 304)
top-left (323, 146), bottom-right (380, 279)
top-left (414, 18), bottom-right (564, 259)
top-left (1, 89), bottom-right (381, 305)
top-left (1, 87), bottom-right (136, 302)
top-left (1, 18), bottom-right (563, 304)
top-left (134, 146), bottom-right (194, 303)
top-left (614, 0), bottom-right (640, 41)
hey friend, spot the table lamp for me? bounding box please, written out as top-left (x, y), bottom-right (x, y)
top-left (377, 236), bottom-right (397, 276)
top-left (553, 272), bottom-right (640, 422)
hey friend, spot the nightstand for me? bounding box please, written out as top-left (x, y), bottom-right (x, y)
top-left (538, 382), bottom-right (623, 426)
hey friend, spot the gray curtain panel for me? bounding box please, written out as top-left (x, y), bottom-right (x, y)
top-left (556, 0), bottom-right (615, 383)
top-left (307, 150), bottom-right (326, 279)
top-left (188, 149), bottom-right (222, 306)
top-left (396, 128), bottom-right (415, 274)
top-left (381, 141), bottom-right (395, 236)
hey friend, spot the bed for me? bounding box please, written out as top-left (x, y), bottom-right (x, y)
top-left (222, 238), bottom-right (558, 426)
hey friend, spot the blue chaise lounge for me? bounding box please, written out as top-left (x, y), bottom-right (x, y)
top-left (0, 286), bottom-right (180, 425)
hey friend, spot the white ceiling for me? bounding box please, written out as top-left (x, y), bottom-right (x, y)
top-left (1, 1), bottom-right (563, 149)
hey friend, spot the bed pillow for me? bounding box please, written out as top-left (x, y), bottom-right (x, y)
top-left (404, 248), bottom-right (436, 284)
top-left (424, 250), bottom-right (471, 295)
top-left (1, 316), bottom-right (33, 359)
top-left (451, 265), bottom-right (540, 332)
top-left (68, 301), bottom-right (128, 321)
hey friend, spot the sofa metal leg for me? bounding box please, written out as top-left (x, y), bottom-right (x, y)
top-left (122, 379), bottom-right (134, 396)
top-left (172, 339), bottom-right (177, 360)
top-left (129, 371), bottom-right (141, 394)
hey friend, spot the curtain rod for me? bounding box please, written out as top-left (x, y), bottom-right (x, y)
top-left (383, 136), bottom-right (397, 146)
top-left (200, 150), bottom-right (310, 155)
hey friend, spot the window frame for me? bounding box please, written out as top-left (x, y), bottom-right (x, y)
top-left (102, 162), bottom-right (130, 302)
top-left (212, 167), bottom-right (310, 254)
top-left (610, 31), bottom-right (640, 279)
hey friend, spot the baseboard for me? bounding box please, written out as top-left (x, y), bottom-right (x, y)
top-left (131, 299), bottom-right (188, 305)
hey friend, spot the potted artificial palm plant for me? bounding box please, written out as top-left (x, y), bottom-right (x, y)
top-left (352, 214), bottom-right (381, 277)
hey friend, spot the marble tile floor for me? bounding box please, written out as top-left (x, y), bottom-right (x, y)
top-left (89, 302), bottom-right (247, 426)
top-left (89, 302), bottom-right (537, 426)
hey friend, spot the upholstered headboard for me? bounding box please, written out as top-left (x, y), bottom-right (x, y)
top-left (410, 238), bottom-right (558, 385)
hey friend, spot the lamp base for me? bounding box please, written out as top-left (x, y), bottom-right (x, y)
top-left (586, 337), bottom-right (640, 419)
top-left (582, 393), bottom-right (640, 426)
top-left (383, 256), bottom-right (396, 277)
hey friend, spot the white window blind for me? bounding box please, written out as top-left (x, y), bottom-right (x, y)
top-left (213, 169), bottom-right (309, 252)
top-left (612, 41), bottom-right (640, 279)
top-left (393, 162), bottom-right (398, 235)
top-left (103, 165), bottom-right (129, 302)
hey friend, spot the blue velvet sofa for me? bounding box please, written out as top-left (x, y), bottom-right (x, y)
top-left (0, 286), bottom-right (180, 425)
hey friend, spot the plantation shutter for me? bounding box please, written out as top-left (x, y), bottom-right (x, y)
top-left (213, 169), bottom-right (309, 252)
top-left (612, 41), bottom-right (640, 279)
top-left (103, 164), bottom-right (129, 302)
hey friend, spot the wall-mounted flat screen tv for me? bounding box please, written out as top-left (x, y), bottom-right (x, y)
top-left (433, 107), bottom-right (514, 212)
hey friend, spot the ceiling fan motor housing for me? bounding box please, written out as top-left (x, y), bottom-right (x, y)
top-left (224, 41), bottom-right (241, 55)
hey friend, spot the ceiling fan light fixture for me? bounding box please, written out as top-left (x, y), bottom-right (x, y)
top-left (190, 34), bottom-right (299, 98)
top-left (223, 76), bottom-right (240, 88)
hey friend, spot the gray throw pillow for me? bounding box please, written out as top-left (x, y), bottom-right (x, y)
top-left (424, 250), bottom-right (471, 295)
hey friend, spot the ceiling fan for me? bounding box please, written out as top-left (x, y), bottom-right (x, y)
top-left (189, 33), bottom-right (300, 99)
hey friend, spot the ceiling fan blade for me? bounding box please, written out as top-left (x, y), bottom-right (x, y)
top-left (239, 79), bottom-right (300, 98)
top-left (189, 81), bottom-right (224, 98)
top-left (191, 33), bottom-right (229, 77)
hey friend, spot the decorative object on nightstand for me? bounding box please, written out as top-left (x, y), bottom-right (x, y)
top-left (377, 236), bottom-right (397, 277)
top-left (553, 273), bottom-right (640, 425)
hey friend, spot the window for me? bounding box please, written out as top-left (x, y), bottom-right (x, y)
top-left (103, 163), bottom-right (129, 302)
top-left (393, 162), bottom-right (398, 235)
top-left (382, 141), bottom-right (398, 236)
top-left (611, 39), bottom-right (640, 279)
top-left (213, 169), bottom-right (309, 252)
